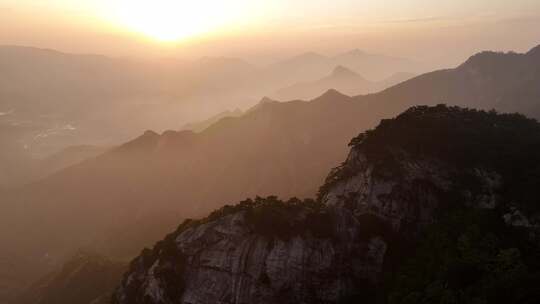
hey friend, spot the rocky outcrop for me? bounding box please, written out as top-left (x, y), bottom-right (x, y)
top-left (113, 105), bottom-right (540, 304)
top-left (113, 198), bottom-right (389, 304)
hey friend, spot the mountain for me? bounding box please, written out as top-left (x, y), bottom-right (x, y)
top-left (16, 251), bottom-right (126, 304)
top-left (273, 65), bottom-right (373, 100)
top-left (0, 46), bottom-right (262, 159)
top-left (0, 46), bottom-right (422, 189)
top-left (113, 105), bottom-right (540, 304)
top-left (0, 125), bottom-right (108, 188)
top-left (379, 72), bottom-right (417, 88)
top-left (358, 46), bottom-right (540, 120)
top-left (334, 49), bottom-right (422, 80)
top-left (268, 49), bottom-right (423, 86)
top-left (29, 145), bottom-right (111, 181)
top-left (0, 46), bottom-right (270, 188)
top-left (3, 44), bottom-right (540, 300)
top-left (266, 52), bottom-right (334, 86)
top-left (0, 88), bottom-right (367, 257)
top-left (273, 66), bottom-right (415, 100)
top-left (0, 122), bottom-right (36, 187)
top-left (181, 109), bottom-right (243, 133)
top-left (0, 89), bottom-right (371, 302)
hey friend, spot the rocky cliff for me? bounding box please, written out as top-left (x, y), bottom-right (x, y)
top-left (113, 105), bottom-right (540, 304)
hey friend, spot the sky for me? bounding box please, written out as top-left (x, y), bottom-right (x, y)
top-left (1, 0), bottom-right (540, 65)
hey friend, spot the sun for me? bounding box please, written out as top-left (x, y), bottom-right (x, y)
top-left (107, 0), bottom-right (244, 41)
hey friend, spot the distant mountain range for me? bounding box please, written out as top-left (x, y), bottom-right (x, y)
top-left (0, 46), bottom-right (262, 157)
top-left (357, 44), bottom-right (540, 119)
top-left (0, 125), bottom-right (108, 188)
top-left (0, 46), bottom-right (422, 158)
top-left (0, 45), bottom-right (424, 189)
top-left (268, 49), bottom-right (424, 83)
top-left (17, 105), bottom-right (540, 304)
top-left (181, 109), bottom-right (243, 133)
top-left (273, 65), bottom-right (415, 100)
top-left (1, 44), bottom-right (540, 303)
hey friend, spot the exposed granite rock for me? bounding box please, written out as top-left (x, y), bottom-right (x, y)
top-left (114, 204), bottom-right (388, 304)
top-left (321, 149), bottom-right (452, 233)
top-left (113, 144), bottom-right (500, 304)
top-left (113, 105), bottom-right (540, 304)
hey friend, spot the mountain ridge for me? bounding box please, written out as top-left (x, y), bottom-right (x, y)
top-left (2, 44), bottom-right (540, 301)
top-left (274, 65), bottom-right (415, 100)
top-left (112, 105), bottom-right (540, 304)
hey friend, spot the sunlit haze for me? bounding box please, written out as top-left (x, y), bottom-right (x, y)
top-left (1, 0), bottom-right (539, 64)
top-left (1, 1), bottom-right (540, 303)
top-left (104, 0), bottom-right (259, 41)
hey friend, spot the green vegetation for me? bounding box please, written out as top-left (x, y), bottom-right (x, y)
top-left (319, 105), bottom-right (540, 303)
top-left (116, 196), bottom-right (336, 303)
top-left (360, 105), bottom-right (540, 212)
top-left (188, 196), bottom-right (335, 239)
top-left (388, 207), bottom-right (540, 304)
top-left (322, 104), bottom-right (540, 213)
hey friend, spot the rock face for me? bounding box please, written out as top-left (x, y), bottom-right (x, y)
top-left (113, 198), bottom-right (389, 304)
top-left (113, 105), bottom-right (540, 304)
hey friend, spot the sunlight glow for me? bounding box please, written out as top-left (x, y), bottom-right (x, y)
top-left (108, 0), bottom-right (248, 41)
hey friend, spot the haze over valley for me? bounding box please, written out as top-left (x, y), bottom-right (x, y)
top-left (1, 1), bottom-right (540, 304)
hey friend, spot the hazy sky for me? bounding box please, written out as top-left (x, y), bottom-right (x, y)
top-left (1, 0), bottom-right (540, 65)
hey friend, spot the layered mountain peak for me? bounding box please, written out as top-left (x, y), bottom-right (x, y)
top-left (114, 129), bottom-right (198, 156)
top-left (142, 130), bottom-right (159, 137)
top-left (113, 105), bottom-right (540, 304)
top-left (459, 49), bottom-right (524, 70)
top-left (313, 88), bottom-right (351, 103)
top-left (115, 130), bottom-right (160, 153)
top-left (336, 48), bottom-right (368, 59)
top-left (527, 44), bottom-right (540, 59)
top-left (331, 65), bottom-right (359, 78)
top-left (259, 96), bottom-right (277, 104)
top-left (245, 96), bottom-right (280, 114)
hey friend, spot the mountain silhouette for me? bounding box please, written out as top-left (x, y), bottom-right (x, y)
top-left (181, 109), bottom-right (243, 133)
top-left (267, 49), bottom-right (422, 88)
top-left (0, 45), bottom-right (421, 181)
top-left (274, 65), bottom-right (415, 100)
top-left (358, 45), bottom-right (540, 119)
top-left (2, 44), bottom-right (540, 299)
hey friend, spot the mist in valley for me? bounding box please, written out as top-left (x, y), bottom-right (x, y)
top-left (1, 1), bottom-right (540, 304)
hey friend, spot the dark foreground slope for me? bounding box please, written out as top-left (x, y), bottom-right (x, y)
top-left (16, 252), bottom-right (126, 304)
top-left (114, 105), bottom-right (540, 304)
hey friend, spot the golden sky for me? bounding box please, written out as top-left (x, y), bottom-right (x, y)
top-left (1, 0), bottom-right (540, 64)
